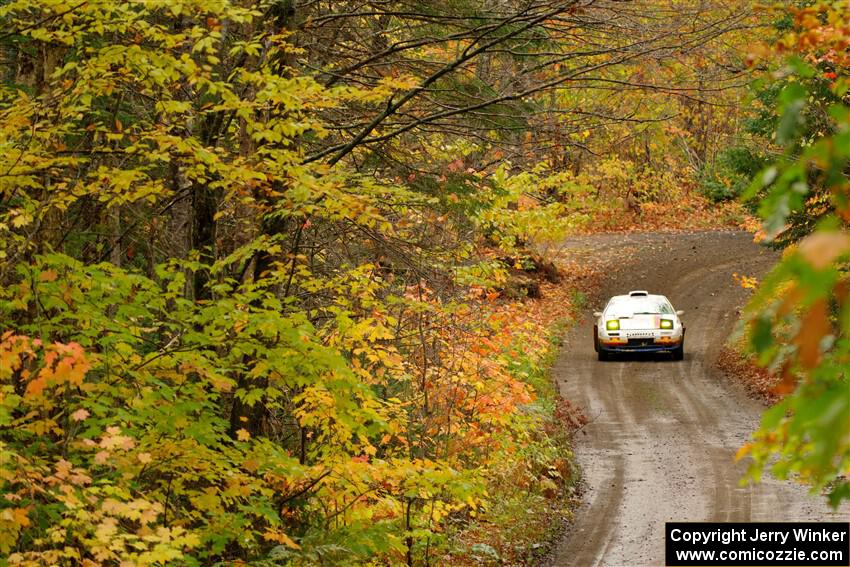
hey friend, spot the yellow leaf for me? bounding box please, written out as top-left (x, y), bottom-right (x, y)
top-left (735, 443), bottom-right (752, 462)
top-left (236, 428), bottom-right (250, 441)
top-left (263, 529), bottom-right (300, 549)
top-left (11, 211), bottom-right (31, 228)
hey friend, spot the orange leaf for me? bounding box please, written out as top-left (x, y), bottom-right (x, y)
top-left (794, 299), bottom-right (830, 369)
top-left (772, 361), bottom-right (797, 396)
top-left (39, 270), bottom-right (58, 282)
top-left (24, 376), bottom-right (47, 398)
top-left (735, 443), bottom-right (752, 462)
top-left (798, 231), bottom-right (850, 270)
top-left (263, 529), bottom-right (300, 549)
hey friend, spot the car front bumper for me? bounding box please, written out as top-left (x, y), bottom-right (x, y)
top-left (598, 331), bottom-right (683, 353)
top-left (599, 341), bottom-right (682, 353)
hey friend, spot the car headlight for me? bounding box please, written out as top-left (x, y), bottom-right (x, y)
top-left (606, 320), bottom-right (619, 331)
top-left (660, 319), bottom-right (673, 329)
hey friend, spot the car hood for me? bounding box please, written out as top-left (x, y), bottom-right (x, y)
top-left (615, 314), bottom-right (670, 330)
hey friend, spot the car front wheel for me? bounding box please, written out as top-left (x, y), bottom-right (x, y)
top-left (598, 348), bottom-right (610, 362)
top-left (672, 342), bottom-right (684, 361)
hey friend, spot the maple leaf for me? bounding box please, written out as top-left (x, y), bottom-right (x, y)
top-left (38, 269), bottom-right (58, 282)
top-left (263, 529), bottom-right (301, 549)
top-left (71, 408), bottom-right (90, 422)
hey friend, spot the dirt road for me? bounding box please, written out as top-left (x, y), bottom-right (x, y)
top-left (547, 231), bottom-right (844, 567)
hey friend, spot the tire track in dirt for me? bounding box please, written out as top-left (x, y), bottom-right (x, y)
top-left (545, 231), bottom-right (845, 567)
top-left (668, 257), bottom-right (753, 523)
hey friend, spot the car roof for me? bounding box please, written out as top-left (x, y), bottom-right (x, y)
top-left (607, 293), bottom-right (670, 304)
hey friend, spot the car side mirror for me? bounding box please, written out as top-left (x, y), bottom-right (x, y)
top-left (676, 310), bottom-right (684, 316)
top-left (593, 311), bottom-right (602, 318)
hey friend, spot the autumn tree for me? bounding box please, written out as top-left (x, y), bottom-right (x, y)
top-left (740, 1), bottom-right (850, 507)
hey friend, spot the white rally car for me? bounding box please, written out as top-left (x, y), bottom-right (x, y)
top-left (593, 291), bottom-right (685, 361)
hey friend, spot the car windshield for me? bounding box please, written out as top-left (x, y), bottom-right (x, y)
top-left (606, 297), bottom-right (673, 318)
